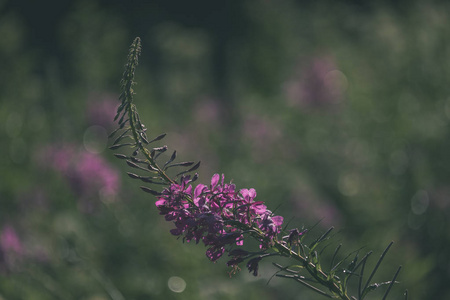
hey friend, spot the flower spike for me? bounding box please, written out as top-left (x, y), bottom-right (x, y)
top-left (110, 37), bottom-right (404, 300)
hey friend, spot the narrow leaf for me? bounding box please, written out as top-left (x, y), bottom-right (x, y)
top-left (119, 119), bottom-right (129, 128)
top-left (130, 156), bottom-right (147, 164)
top-left (272, 263), bottom-right (301, 274)
top-left (186, 161), bottom-right (201, 172)
top-left (126, 160), bottom-right (150, 172)
top-left (352, 251), bottom-right (372, 273)
top-left (140, 132), bottom-right (149, 144)
top-left (147, 164), bottom-right (158, 172)
top-left (118, 110), bottom-right (127, 125)
top-left (330, 244), bottom-right (342, 270)
top-left (309, 227), bottom-right (334, 252)
top-left (152, 146), bottom-right (168, 159)
top-left (127, 172), bottom-right (140, 179)
top-left (294, 278), bottom-right (333, 298)
top-left (176, 161), bottom-right (201, 177)
top-left (164, 151), bottom-right (177, 168)
top-left (139, 177), bottom-right (167, 185)
top-left (165, 161), bottom-right (194, 170)
top-left (381, 266), bottom-right (402, 300)
top-left (112, 129), bottom-right (131, 145)
top-left (108, 127), bottom-right (121, 138)
top-left (191, 173), bottom-right (199, 182)
top-left (113, 154), bottom-right (128, 159)
top-left (148, 133), bottom-right (167, 144)
top-left (363, 241), bottom-right (394, 293)
top-left (358, 256), bottom-right (367, 299)
top-left (140, 186), bottom-right (161, 196)
top-left (109, 143), bottom-right (134, 150)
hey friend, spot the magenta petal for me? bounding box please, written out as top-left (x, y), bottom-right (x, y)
top-left (194, 184), bottom-right (206, 198)
top-left (155, 199), bottom-right (167, 207)
top-left (253, 203), bottom-right (267, 214)
top-left (272, 216), bottom-right (284, 226)
top-left (211, 174), bottom-right (220, 188)
top-left (185, 185), bottom-right (193, 195)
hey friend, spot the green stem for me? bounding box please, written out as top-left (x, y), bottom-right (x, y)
top-left (120, 37), bottom-right (175, 186)
top-left (127, 104), bottom-right (175, 185)
top-left (274, 241), bottom-right (350, 300)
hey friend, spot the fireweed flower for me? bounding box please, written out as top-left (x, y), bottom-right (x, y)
top-left (284, 56), bottom-right (346, 108)
top-left (86, 94), bottom-right (120, 130)
top-left (40, 144), bottom-right (121, 211)
top-left (110, 38), bottom-right (405, 299)
top-left (0, 225), bottom-right (23, 272)
top-left (0, 226), bottom-right (22, 255)
top-left (155, 174), bottom-right (283, 263)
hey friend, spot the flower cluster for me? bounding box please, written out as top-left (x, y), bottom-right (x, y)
top-left (110, 38), bottom-right (405, 298)
top-left (155, 174), bottom-right (283, 264)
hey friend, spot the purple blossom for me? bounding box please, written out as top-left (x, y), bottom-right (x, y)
top-left (193, 97), bottom-right (223, 127)
top-left (246, 256), bottom-right (262, 276)
top-left (242, 114), bottom-right (282, 161)
top-left (284, 55), bottom-right (347, 109)
top-left (286, 228), bottom-right (307, 246)
top-left (86, 93), bottom-right (120, 130)
top-left (155, 174), bottom-right (284, 263)
top-left (39, 144), bottom-right (121, 212)
top-left (0, 225), bottom-right (23, 272)
top-left (258, 212), bottom-right (284, 236)
top-left (0, 226), bottom-right (22, 255)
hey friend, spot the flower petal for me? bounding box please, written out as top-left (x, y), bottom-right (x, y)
top-left (211, 174), bottom-right (220, 188)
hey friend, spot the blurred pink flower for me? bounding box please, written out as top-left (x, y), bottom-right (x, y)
top-left (194, 97), bottom-right (223, 127)
top-left (242, 114), bottom-right (282, 160)
top-left (290, 186), bottom-right (342, 228)
top-left (1, 226), bottom-right (22, 255)
top-left (39, 144), bottom-right (121, 212)
top-left (86, 93), bottom-right (120, 130)
top-left (74, 151), bottom-right (119, 197)
top-left (0, 225), bottom-right (23, 272)
top-left (284, 56), bottom-right (347, 108)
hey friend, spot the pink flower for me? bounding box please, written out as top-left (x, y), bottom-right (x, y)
top-left (86, 94), bottom-right (120, 129)
top-left (155, 174), bottom-right (284, 262)
top-left (284, 55), bottom-right (346, 108)
top-left (0, 225), bottom-right (23, 272)
top-left (0, 226), bottom-right (22, 255)
top-left (39, 144), bottom-right (121, 212)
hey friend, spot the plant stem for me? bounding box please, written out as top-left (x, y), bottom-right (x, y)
top-left (274, 241), bottom-right (351, 300)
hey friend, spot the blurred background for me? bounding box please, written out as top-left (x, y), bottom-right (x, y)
top-left (1, 0), bottom-right (449, 299)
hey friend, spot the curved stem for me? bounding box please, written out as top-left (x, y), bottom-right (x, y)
top-left (127, 104), bottom-right (175, 185)
top-left (119, 37), bottom-right (175, 185)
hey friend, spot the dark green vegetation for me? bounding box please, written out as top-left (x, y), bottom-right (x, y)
top-left (1, 1), bottom-right (449, 299)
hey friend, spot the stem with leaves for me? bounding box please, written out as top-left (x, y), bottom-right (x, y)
top-left (109, 37), bottom-right (405, 300)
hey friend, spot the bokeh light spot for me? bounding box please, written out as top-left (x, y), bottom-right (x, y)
top-left (389, 150), bottom-right (409, 175)
top-left (411, 190), bottom-right (429, 215)
top-left (83, 125), bottom-right (108, 154)
top-left (338, 173), bottom-right (359, 196)
top-left (408, 211), bottom-right (426, 230)
top-left (168, 276), bottom-right (186, 293)
top-left (9, 138), bottom-right (26, 164)
top-left (5, 112), bottom-right (23, 137)
top-left (325, 69), bottom-right (348, 95)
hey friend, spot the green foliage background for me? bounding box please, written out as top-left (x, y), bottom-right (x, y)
top-left (1, 0), bottom-right (449, 299)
